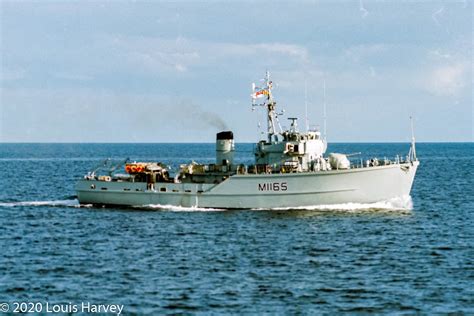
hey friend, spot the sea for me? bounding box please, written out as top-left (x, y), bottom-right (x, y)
top-left (0, 142), bottom-right (472, 314)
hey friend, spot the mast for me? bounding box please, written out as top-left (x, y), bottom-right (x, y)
top-left (410, 116), bottom-right (417, 161)
top-left (323, 79), bottom-right (327, 140)
top-left (305, 77), bottom-right (309, 132)
top-left (265, 71), bottom-right (277, 142)
top-left (251, 71), bottom-right (279, 143)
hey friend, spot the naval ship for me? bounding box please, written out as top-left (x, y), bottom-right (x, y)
top-left (76, 72), bottom-right (419, 209)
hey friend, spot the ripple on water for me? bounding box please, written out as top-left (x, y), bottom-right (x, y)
top-left (0, 143), bottom-right (473, 314)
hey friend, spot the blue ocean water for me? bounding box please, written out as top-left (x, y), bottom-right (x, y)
top-left (0, 143), bottom-right (472, 314)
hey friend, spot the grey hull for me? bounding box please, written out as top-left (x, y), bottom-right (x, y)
top-left (76, 161), bottom-right (418, 209)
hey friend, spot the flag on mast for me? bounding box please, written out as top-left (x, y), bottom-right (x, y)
top-left (251, 83), bottom-right (269, 99)
top-left (251, 89), bottom-right (269, 99)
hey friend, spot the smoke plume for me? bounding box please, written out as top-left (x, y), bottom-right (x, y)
top-left (174, 102), bottom-right (229, 131)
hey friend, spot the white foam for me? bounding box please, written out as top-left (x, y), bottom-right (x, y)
top-left (134, 204), bottom-right (225, 212)
top-left (0, 196), bottom-right (413, 212)
top-left (252, 195), bottom-right (413, 211)
top-left (0, 157), bottom-right (111, 162)
top-left (0, 199), bottom-right (91, 208)
top-left (133, 196), bottom-right (413, 212)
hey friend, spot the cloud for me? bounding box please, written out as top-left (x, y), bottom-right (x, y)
top-left (429, 50), bottom-right (452, 59)
top-left (0, 68), bottom-right (26, 81)
top-left (359, 0), bottom-right (369, 19)
top-left (432, 6), bottom-right (444, 26)
top-left (423, 62), bottom-right (469, 97)
top-left (252, 43), bottom-right (309, 61)
top-left (2, 1), bottom-right (472, 142)
top-left (107, 35), bottom-right (310, 74)
top-left (53, 72), bottom-right (94, 81)
top-left (343, 44), bottom-right (389, 63)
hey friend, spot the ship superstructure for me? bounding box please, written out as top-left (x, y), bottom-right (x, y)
top-left (251, 72), bottom-right (327, 173)
top-left (76, 72), bottom-right (419, 209)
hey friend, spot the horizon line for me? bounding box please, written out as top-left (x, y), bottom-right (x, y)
top-left (1, 141), bottom-right (473, 144)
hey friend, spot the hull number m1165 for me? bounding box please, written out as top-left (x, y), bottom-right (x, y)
top-left (258, 182), bottom-right (288, 191)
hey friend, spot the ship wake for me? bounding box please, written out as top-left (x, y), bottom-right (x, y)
top-left (0, 199), bottom-right (91, 208)
top-left (252, 195), bottom-right (414, 212)
top-left (137, 196), bottom-right (413, 212)
top-left (135, 204), bottom-right (225, 212)
top-left (0, 196), bottom-right (413, 212)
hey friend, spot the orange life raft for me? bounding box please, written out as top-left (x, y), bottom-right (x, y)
top-left (125, 163), bottom-right (146, 174)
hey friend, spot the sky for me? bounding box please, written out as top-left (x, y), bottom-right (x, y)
top-left (0, 0), bottom-right (472, 143)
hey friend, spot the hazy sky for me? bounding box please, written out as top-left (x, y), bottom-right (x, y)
top-left (1, 1), bottom-right (472, 142)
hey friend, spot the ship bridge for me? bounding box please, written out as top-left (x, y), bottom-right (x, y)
top-left (254, 117), bottom-right (326, 172)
